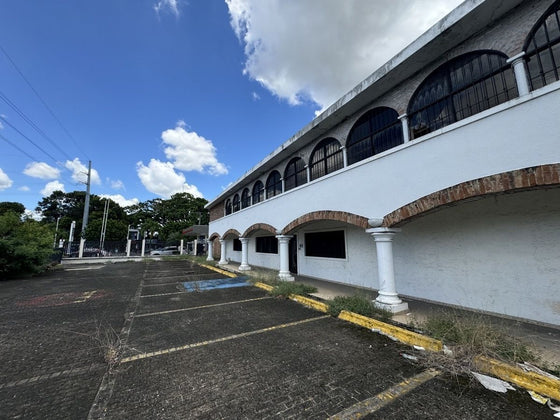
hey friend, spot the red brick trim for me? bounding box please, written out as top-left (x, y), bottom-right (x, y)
top-left (383, 164), bottom-right (560, 227)
top-left (282, 211), bottom-right (369, 234)
top-left (208, 232), bottom-right (221, 241)
top-left (222, 229), bottom-right (241, 239)
top-left (242, 223), bottom-right (278, 238)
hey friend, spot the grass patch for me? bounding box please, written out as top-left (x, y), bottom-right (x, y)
top-left (269, 281), bottom-right (317, 298)
top-left (327, 295), bottom-right (392, 321)
top-left (419, 312), bottom-right (538, 377)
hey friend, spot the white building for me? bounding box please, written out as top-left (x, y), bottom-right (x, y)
top-left (206, 0), bottom-right (560, 326)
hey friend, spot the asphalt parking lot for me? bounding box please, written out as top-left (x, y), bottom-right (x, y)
top-left (0, 259), bottom-right (552, 419)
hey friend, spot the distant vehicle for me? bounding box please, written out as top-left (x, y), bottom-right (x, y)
top-left (150, 246), bottom-right (179, 256)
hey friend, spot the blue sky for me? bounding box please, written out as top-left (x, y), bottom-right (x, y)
top-left (0, 0), bottom-right (461, 215)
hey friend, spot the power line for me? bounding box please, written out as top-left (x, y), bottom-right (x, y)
top-left (0, 90), bottom-right (72, 161)
top-left (0, 43), bottom-right (89, 161)
top-left (0, 132), bottom-right (40, 161)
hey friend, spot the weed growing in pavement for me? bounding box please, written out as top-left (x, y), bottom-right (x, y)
top-left (184, 255), bottom-right (218, 267)
top-left (418, 312), bottom-right (538, 377)
top-left (326, 295), bottom-right (392, 321)
top-left (93, 323), bottom-right (124, 371)
top-left (269, 281), bottom-right (317, 298)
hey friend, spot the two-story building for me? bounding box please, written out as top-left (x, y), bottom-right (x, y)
top-left (205, 0), bottom-right (560, 326)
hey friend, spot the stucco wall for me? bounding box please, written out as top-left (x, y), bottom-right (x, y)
top-left (394, 188), bottom-right (560, 325)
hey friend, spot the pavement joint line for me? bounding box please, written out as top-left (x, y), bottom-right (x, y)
top-left (328, 368), bottom-right (441, 419)
top-left (199, 263), bottom-right (237, 278)
top-left (135, 296), bottom-right (273, 318)
top-left (142, 282), bottom-right (183, 287)
top-left (0, 364), bottom-right (105, 390)
top-left (140, 291), bottom-right (188, 298)
top-left (120, 315), bottom-right (330, 364)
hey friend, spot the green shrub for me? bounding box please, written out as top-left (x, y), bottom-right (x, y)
top-left (327, 295), bottom-right (392, 321)
top-left (0, 211), bottom-right (55, 279)
top-left (269, 281), bottom-right (317, 297)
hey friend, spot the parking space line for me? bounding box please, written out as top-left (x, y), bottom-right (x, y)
top-left (142, 282), bottom-right (182, 287)
top-left (328, 368), bottom-right (441, 419)
top-left (121, 315), bottom-right (330, 364)
top-left (0, 364), bottom-right (105, 390)
top-left (141, 291), bottom-right (188, 298)
top-left (135, 296), bottom-right (273, 318)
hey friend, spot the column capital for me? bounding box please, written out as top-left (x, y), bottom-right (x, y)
top-left (506, 51), bottom-right (526, 65)
top-left (275, 234), bottom-right (293, 241)
top-left (239, 237), bottom-right (250, 243)
top-left (398, 113), bottom-right (408, 120)
top-left (366, 227), bottom-right (401, 235)
top-left (219, 238), bottom-right (225, 244)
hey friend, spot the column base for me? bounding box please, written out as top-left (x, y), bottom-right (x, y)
top-left (278, 272), bottom-right (294, 282)
top-left (238, 264), bottom-right (252, 271)
top-left (206, 256), bottom-right (214, 261)
top-left (374, 300), bottom-right (409, 314)
top-left (218, 259), bottom-right (228, 265)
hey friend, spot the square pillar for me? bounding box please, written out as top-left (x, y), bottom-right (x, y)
top-left (218, 239), bottom-right (228, 265)
top-left (276, 235), bottom-right (294, 281)
top-left (206, 239), bottom-right (214, 261)
top-left (367, 227), bottom-right (408, 313)
top-left (239, 237), bottom-right (252, 271)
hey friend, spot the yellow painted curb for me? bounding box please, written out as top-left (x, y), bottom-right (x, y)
top-left (254, 282), bottom-right (274, 292)
top-left (474, 355), bottom-right (560, 401)
top-left (290, 294), bottom-right (329, 313)
top-left (199, 264), bottom-right (237, 278)
top-left (338, 310), bottom-right (443, 352)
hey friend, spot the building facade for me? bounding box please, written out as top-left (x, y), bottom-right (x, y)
top-left (206, 0), bottom-right (560, 326)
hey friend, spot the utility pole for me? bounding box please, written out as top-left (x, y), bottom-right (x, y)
top-left (99, 198), bottom-right (109, 253)
top-left (78, 160), bottom-right (91, 258)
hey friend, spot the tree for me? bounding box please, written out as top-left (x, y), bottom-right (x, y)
top-left (0, 209), bottom-right (54, 279)
top-left (0, 202), bottom-right (25, 216)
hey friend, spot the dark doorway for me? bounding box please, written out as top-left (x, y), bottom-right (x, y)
top-left (289, 235), bottom-right (298, 274)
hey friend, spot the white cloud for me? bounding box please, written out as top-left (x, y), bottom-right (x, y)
top-left (18, 186), bottom-right (30, 192)
top-left (136, 159), bottom-right (203, 198)
top-left (154, 0), bottom-right (180, 17)
top-left (0, 168), bottom-right (12, 191)
top-left (161, 123), bottom-right (228, 176)
top-left (225, 0), bottom-right (462, 110)
top-left (99, 194), bottom-right (139, 208)
top-left (108, 179), bottom-right (125, 190)
top-left (23, 161), bottom-right (60, 180)
top-left (41, 180), bottom-right (65, 196)
top-left (65, 158), bottom-right (101, 185)
top-left (24, 209), bottom-right (42, 221)
top-left (252, 91), bottom-right (260, 101)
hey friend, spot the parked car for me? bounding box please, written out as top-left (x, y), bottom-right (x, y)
top-left (150, 246), bottom-right (179, 256)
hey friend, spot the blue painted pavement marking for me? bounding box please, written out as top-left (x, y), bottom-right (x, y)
top-left (182, 276), bottom-right (250, 292)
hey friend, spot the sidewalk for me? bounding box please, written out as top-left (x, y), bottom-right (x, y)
top-left (218, 263), bottom-right (560, 368)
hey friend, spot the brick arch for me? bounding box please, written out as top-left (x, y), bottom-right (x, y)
top-left (282, 211), bottom-right (369, 234)
top-left (222, 229), bottom-right (241, 239)
top-left (242, 223), bottom-right (278, 238)
top-left (208, 232), bottom-right (221, 241)
top-left (383, 164), bottom-right (560, 227)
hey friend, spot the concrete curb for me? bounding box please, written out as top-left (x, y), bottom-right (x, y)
top-left (338, 310), bottom-right (443, 352)
top-left (474, 355), bottom-right (560, 401)
top-left (254, 282), bottom-right (274, 292)
top-left (199, 264), bottom-right (237, 278)
top-left (290, 294), bottom-right (329, 313)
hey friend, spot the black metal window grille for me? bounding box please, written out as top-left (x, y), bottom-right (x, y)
top-left (525, 1), bottom-right (560, 90)
top-left (256, 236), bottom-right (278, 254)
top-left (232, 194), bottom-right (240, 212)
top-left (347, 107), bottom-right (404, 165)
top-left (408, 51), bottom-right (518, 139)
top-left (284, 157), bottom-right (307, 191)
top-left (266, 171), bottom-right (282, 198)
top-left (241, 188), bottom-right (251, 208)
top-left (252, 181), bottom-right (264, 204)
top-left (233, 238), bottom-right (242, 251)
top-left (310, 138), bottom-right (344, 181)
top-left (225, 199), bottom-right (232, 215)
top-left (305, 230), bottom-right (346, 259)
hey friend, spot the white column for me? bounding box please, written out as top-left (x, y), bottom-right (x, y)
top-left (281, 178), bottom-right (285, 193)
top-left (306, 165), bottom-right (311, 183)
top-left (507, 52), bottom-right (530, 97)
top-left (398, 113), bottom-right (410, 143)
top-left (218, 239), bottom-right (227, 265)
top-left (193, 239), bottom-right (198, 255)
top-left (141, 239), bottom-right (146, 257)
top-left (180, 239), bottom-right (184, 255)
top-left (78, 238), bottom-right (85, 258)
top-left (239, 238), bottom-right (252, 271)
top-left (126, 239), bottom-right (131, 257)
top-left (206, 239), bottom-right (214, 261)
top-left (367, 227), bottom-right (408, 313)
top-left (276, 235), bottom-right (294, 281)
top-left (341, 146), bottom-right (348, 167)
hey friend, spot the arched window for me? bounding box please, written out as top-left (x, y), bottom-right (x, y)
top-left (310, 138), bottom-right (344, 181)
top-left (225, 199), bottom-right (232, 215)
top-left (252, 181), bottom-right (264, 204)
top-left (347, 107), bottom-right (403, 165)
top-left (266, 171), bottom-right (282, 198)
top-left (524, 0), bottom-right (560, 90)
top-left (241, 188), bottom-right (251, 208)
top-left (408, 51), bottom-right (518, 139)
top-left (284, 157), bottom-right (307, 191)
top-left (232, 194), bottom-right (240, 212)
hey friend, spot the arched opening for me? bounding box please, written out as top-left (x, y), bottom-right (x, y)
top-left (284, 157), bottom-right (307, 191)
top-left (241, 188), bottom-right (251, 209)
top-left (266, 170), bottom-right (282, 199)
top-left (225, 199), bottom-right (232, 215)
top-left (252, 180), bottom-right (264, 204)
top-left (309, 138), bottom-right (344, 181)
top-left (232, 194), bottom-right (240, 212)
